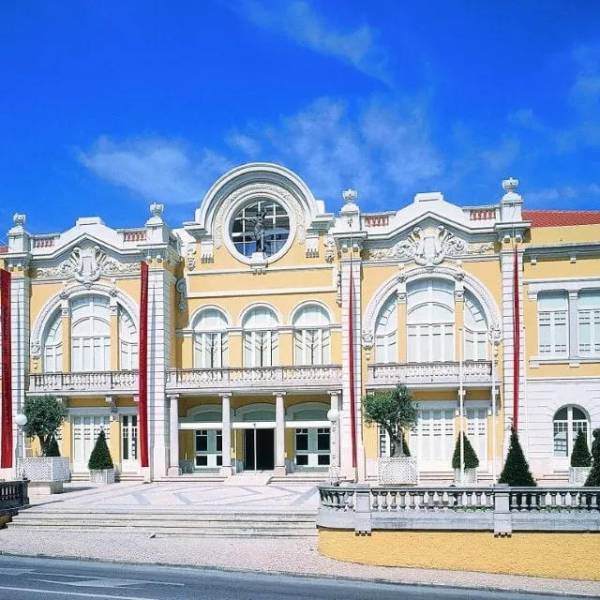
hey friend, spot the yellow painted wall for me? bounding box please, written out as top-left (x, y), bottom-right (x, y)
top-left (319, 530), bottom-right (600, 581)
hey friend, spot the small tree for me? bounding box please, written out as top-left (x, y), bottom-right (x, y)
top-left (363, 385), bottom-right (418, 458)
top-left (499, 429), bottom-right (536, 486)
top-left (45, 436), bottom-right (61, 457)
top-left (23, 396), bottom-right (68, 457)
top-left (571, 429), bottom-right (592, 468)
top-left (452, 432), bottom-right (479, 470)
top-left (585, 428), bottom-right (600, 487)
top-left (87, 430), bottom-right (114, 470)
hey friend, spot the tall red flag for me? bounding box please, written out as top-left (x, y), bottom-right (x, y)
top-left (348, 264), bottom-right (357, 471)
top-left (512, 248), bottom-right (520, 432)
top-left (0, 269), bottom-right (13, 468)
top-left (138, 261), bottom-right (149, 468)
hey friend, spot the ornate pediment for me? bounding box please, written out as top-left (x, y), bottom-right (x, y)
top-left (368, 225), bottom-right (494, 265)
top-left (33, 243), bottom-right (140, 283)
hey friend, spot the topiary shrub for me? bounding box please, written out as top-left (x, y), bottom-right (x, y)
top-left (585, 428), bottom-right (600, 487)
top-left (571, 429), bottom-right (592, 468)
top-left (87, 430), bottom-right (114, 470)
top-left (499, 429), bottom-right (536, 486)
top-left (44, 436), bottom-right (61, 457)
top-left (452, 432), bottom-right (480, 470)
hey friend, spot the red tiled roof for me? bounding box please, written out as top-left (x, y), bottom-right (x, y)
top-left (523, 210), bottom-right (600, 228)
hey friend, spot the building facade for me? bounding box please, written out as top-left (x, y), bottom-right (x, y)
top-left (1, 163), bottom-right (599, 483)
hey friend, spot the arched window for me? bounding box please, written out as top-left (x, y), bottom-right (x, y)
top-left (242, 306), bottom-right (278, 367)
top-left (43, 311), bottom-right (63, 372)
top-left (119, 309), bottom-right (138, 370)
top-left (553, 406), bottom-right (589, 457)
top-left (578, 291), bottom-right (600, 356)
top-left (374, 295), bottom-right (397, 363)
top-left (71, 295), bottom-right (110, 372)
top-left (538, 292), bottom-right (568, 356)
top-left (464, 291), bottom-right (488, 360)
top-left (407, 279), bottom-right (454, 362)
top-left (193, 308), bottom-right (228, 368)
top-left (292, 304), bottom-right (331, 365)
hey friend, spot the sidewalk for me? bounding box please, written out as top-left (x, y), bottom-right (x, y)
top-left (1, 527), bottom-right (599, 597)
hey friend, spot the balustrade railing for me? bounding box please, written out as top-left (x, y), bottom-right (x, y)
top-left (167, 365), bottom-right (343, 391)
top-left (317, 484), bottom-right (600, 535)
top-left (0, 480), bottom-right (29, 510)
top-left (29, 370), bottom-right (138, 394)
top-left (368, 361), bottom-right (493, 386)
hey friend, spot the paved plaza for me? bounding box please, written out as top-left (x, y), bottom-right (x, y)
top-left (27, 480), bottom-right (320, 513)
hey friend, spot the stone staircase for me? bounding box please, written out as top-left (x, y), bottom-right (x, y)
top-left (7, 508), bottom-right (318, 538)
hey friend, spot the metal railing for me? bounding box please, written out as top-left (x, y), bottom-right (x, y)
top-left (317, 484), bottom-right (600, 535)
top-left (29, 370), bottom-right (138, 394)
top-left (0, 480), bottom-right (29, 510)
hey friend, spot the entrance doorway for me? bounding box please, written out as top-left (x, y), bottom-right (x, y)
top-left (244, 428), bottom-right (275, 471)
top-left (121, 415), bottom-right (138, 473)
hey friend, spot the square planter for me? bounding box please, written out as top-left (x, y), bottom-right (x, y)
top-left (19, 457), bottom-right (70, 483)
top-left (89, 468), bottom-right (115, 484)
top-left (454, 468), bottom-right (477, 485)
top-left (378, 457), bottom-right (418, 485)
top-left (569, 466), bottom-right (591, 485)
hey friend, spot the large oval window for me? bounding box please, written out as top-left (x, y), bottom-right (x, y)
top-left (230, 199), bottom-right (290, 258)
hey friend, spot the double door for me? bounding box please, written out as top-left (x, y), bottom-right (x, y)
top-left (72, 415), bottom-right (110, 472)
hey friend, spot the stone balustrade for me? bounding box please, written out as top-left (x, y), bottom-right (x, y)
top-left (166, 365), bottom-right (343, 394)
top-left (28, 370), bottom-right (138, 395)
top-left (317, 484), bottom-right (600, 535)
top-left (368, 360), bottom-right (493, 388)
top-left (0, 480), bottom-right (29, 510)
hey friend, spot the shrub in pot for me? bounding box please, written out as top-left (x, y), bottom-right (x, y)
top-left (452, 432), bottom-right (479, 484)
top-left (569, 429), bottom-right (592, 485)
top-left (585, 428), bottom-right (600, 487)
top-left (88, 430), bottom-right (115, 484)
top-left (499, 429), bottom-right (536, 486)
top-left (21, 397), bottom-right (70, 489)
top-left (364, 385), bottom-right (419, 484)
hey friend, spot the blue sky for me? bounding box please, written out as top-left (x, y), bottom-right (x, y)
top-left (1, 0), bottom-right (600, 234)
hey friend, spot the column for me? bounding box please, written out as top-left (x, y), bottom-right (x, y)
top-left (274, 391), bottom-right (286, 476)
top-left (568, 291), bottom-right (579, 359)
top-left (61, 299), bottom-right (72, 372)
top-left (397, 278), bottom-right (407, 362)
top-left (328, 390), bottom-right (341, 473)
top-left (220, 393), bottom-right (233, 476)
top-left (109, 299), bottom-right (119, 371)
top-left (167, 394), bottom-right (181, 476)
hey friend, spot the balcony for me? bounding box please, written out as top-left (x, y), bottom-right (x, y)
top-left (367, 361), bottom-right (493, 389)
top-left (166, 365), bottom-right (343, 395)
top-left (28, 370), bottom-right (138, 396)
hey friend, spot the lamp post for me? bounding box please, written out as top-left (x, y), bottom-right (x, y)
top-left (14, 413), bottom-right (27, 479)
top-left (327, 407), bottom-right (340, 484)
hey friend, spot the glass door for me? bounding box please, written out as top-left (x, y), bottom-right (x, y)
top-left (294, 428), bottom-right (330, 468)
top-left (121, 415), bottom-right (138, 472)
top-left (194, 429), bottom-right (222, 469)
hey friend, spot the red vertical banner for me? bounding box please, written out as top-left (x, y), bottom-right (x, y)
top-left (512, 248), bottom-right (520, 432)
top-left (138, 261), bottom-right (149, 468)
top-left (0, 269), bottom-right (13, 468)
top-left (348, 263), bottom-right (357, 471)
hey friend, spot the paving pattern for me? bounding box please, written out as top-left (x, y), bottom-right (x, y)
top-left (28, 480), bottom-right (319, 513)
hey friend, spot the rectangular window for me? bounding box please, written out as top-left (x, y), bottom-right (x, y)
top-left (538, 292), bottom-right (569, 356)
top-left (195, 430), bottom-right (208, 453)
top-left (295, 428), bottom-right (309, 451)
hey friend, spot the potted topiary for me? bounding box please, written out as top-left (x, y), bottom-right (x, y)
top-left (21, 396), bottom-right (70, 493)
top-left (88, 430), bottom-right (115, 484)
top-left (499, 429), bottom-right (536, 486)
top-left (452, 432), bottom-right (480, 484)
top-left (569, 430), bottom-right (592, 485)
top-left (364, 385), bottom-right (418, 484)
top-left (584, 428), bottom-right (600, 487)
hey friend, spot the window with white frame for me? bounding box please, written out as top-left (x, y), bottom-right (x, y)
top-left (71, 295), bottom-right (110, 372)
top-left (43, 311), bottom-right (63, 372)
top-left (578, 291), bottom-right (600, 357)
top-left (407, 279), bottom-right (455, 362)
top-left (464, 291), bottom-right (488, 360)
top-left (466, 407), bottom-right (488, 462)
top-left (118, 309), bottom-right (138, 370)
top-left (374, 294), bottom-right (397, 363)
top-left (538, 292), bottom-right (568, 356)
top-left (193, 308), bottom-right (228, 368)
top-left (242, 306), bottom-right (279, 367)
top-left (292, 303), bottom-right (331, 365)
top-left (553, 406), bottom-right (589, 457)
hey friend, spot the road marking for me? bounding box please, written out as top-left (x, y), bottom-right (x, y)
top-left (33, 577), bottom-right (184, 588)
top-left (0, 585), bottom-right (159, 599)
top-left (0, 568), bottom-right (33, 576)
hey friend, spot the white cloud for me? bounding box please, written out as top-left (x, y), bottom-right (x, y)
top-left (526, 183), bottom-right (600, 205)
top-left (78, 137), bottom-right (233, 205)
top-left (231, 0), bottom-right (391, 83)
top-left (481, 138), bottom-right (520, 172)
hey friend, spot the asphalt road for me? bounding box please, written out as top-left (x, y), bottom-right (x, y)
top-left (0, 555), bottom-right (590, 600)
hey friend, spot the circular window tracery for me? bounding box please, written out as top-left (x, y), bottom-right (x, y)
top-left (230, 199), bottom-right (290, 259)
